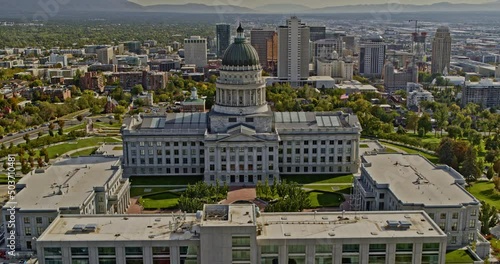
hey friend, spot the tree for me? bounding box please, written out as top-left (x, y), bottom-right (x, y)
top-left (437, 138), bottom-right (458, 169)
top-left (461, 146), bottom-right (480, 182)
top-left (479, 201), bottom-right (499, 235)
top-left (434, 105), bottom-right (448, 137)
top-left (131, 84), bottom-right (144, 96)
top-left (485, 150), bottom-right (499, 163)
top-left (417, 113), bottom-right (432, 136)
top-left (469, 76), bottom-right (481, 82)
top-left (486, 166), bottom-right (495, 180)
top-left (494, 177), bottom-right (500, 192)
top-left (446, 125), bottom-right (463, 139)
top-left (23, 134), bottom-right (30, 144)
top-left (77, 115), bottom-right (84, 122)
top-left (493, 160), bottom-right (500, 175)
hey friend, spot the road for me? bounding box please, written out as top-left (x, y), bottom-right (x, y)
top-left (0, 120), bottom-right (82, 146)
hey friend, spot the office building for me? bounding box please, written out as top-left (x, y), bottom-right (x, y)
top-left (462, 78), bottom-right (500, 108)
top-left (181, 87), bottom-right (206, 112)
top-left (343, 35), bottom-right (359, 54)
top-left (122, 24), bottom-right (362, 185)
top-left (313, 38), bottom-right (344, 65)
top-left (36, 204), bottom-right (447, 264)
top-left (431, 26), bottom-right (452, 75)
top-left (309, 26), bottom-right (326, 41)
top-left (278, 16), bottom-right (310, 86)
top-left (107, 71), bottom-right (167, 91)
top-left (352, 153), bottom-right (481, 249)
top-left (316, 49), bottom-right (353, 81)
top-left (96, 47), bottom-right (114, 64)
top-left (407, 83), bottom-right (434, 110)
top-left (2, 154), bottom-right (130, 251)
top-left (359, 36), bottom-right (387, 78)
top-left (216, 23), bottom-right (231, 58)
top-left (184, 36), bottom-right (208, 68)
top-left (80, 72), bottom-right (105, 93)
top-left (383, 61), bottom-right (418, 93)
top-left (48, 54), bottom-right (68, 67)
top-left (250, 29), bottom-right (277, 70)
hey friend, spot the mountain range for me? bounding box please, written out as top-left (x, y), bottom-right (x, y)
top-left (1, 0), bottom-right (500, 14)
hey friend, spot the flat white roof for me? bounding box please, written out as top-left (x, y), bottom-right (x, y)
top-left (7, 156), bottom-right (121, 211)
top-left (37, 207), bottom-right (445, 242)
top-left (361, 153), bottom-right (479, 207)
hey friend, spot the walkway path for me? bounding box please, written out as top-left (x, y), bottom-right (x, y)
top-left (220, 187), bottom-right (256, 205)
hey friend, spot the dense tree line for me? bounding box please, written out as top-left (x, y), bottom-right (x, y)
top-left (177, 181), bottom-right (229, 213)
top-left (256, 180), bottom-right (310, 212)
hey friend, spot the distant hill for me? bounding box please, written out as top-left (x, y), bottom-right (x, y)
top-left (0, 0), bottom-right (499, 15)
top-left (254, 4), bottom-right (312, 13)
top-left (0, 0), bottom-right (142, 13)
top-left (142, 3), bottom-right (255, 13)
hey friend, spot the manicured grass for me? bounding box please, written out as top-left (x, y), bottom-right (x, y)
top-left (384, 147), bottom-right (399, 153)
top-left (113, 146), bottom-right (123, 150)
top-left (46, 137), bottom-right (121, 159)
top-left (308, 191), bottom-right (344, 208)
top-left (60, 109), bottom-right (89, 120)
top-left (281, 174), bottom-right (353, 184)
top-left (64, 123), bottom-right (86, 133)
top-left (93, 122), bottom-right (123, 129)
top-left (360, 144), bottom-right (369, 148)
top-left (139, 191), bottom-right (180, 209)
top-left (130, 176), bottom-right (203, 186)
top-left (381, 142), bottom-right (439, 164)
top-left (490, 238), bottom-right (500, 259)
top-left (303, 185), bottom-right (352, 193)
top-left (0, 173), bottom-right (21, 184)
top-left (130, 187), bottom-right (179, 197)
top-left (70, 147), bottom-right (97, 157)
top-left (467, 182), bottom-right (500, 208)
top-left (445, 249), bottom-right (475, 263)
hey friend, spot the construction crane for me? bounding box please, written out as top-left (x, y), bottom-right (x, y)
top-left (408, 20), bottom-right (427, 69)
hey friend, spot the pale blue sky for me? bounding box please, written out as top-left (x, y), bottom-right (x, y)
top-left (130, 0), bottom-right (491, 8)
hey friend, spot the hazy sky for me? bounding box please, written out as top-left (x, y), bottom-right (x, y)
top-left (131, 0), bottom-right (492, 8)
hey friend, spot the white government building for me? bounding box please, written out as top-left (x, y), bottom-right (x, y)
top-left (122, 25), bottom-right (362, 185)
top-left (2, 148), bottom-right (130, 252)
top-left (352, 153), bottom-right (486, 253)
top-left (35, 204), bottom-right (448, 264)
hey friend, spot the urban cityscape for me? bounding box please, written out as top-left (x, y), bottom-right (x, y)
top-left (0, 1), bottom-right (500, 264)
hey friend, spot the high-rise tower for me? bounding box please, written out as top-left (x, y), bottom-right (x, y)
top-left (431, 26), bottom-right (452, 75)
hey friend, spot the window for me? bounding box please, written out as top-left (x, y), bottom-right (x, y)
top-left (125, 247), bottom-right (143, 255)
top-left (440, 213), bottom-right (446, 219)
top-left (71, 247), bottom-right (89, 256)
top-left (179, 246), bottom-right (198, 264)
top-left (245, 117), bottom-right (254, 122)
top-left (343, 244), bottom-right (359, 253)
top-left (316, 245), bottom-right (332, 254)
top-left (156, 142), bottom-right (162, 147)
top-left (469, 219), bottom-right (475, 228)
top-left (261, 245), bottom-right (279, 254)
top-left (24, 217), bottom-right (30, 224)
top-left (452, 222), bottom-right (458, 231)
top-left (149, 142), bottom-right (153, 147)
top-left (369, 244), bottom-right (386, 253)
top-left (452, 212), bottom-right (459, 219)
top-left (451, 236), bottom-right (457, 244)
top-left (471, 210), bottom-right (477, 216)
top-left (396, 243), bottom-right (413, 252)
top-left (422, 243), bottom-right (439, 252)
top-left (368, 255), bottom-right (385, 264)
top-left (24, 227), bottom-right (31, 236)
top-left (37, 227), bottom-right (43, 235)
top-left (98, 248), bottom-right (116, 256)
top-left (229, 118), bottom-right (237, 122)
top-left (395, 254), bottom-right (412, 263)
top-left (36, 217), bottom-right (43, 224)
top-left (288, 245), bottom-right (305, 254)
top-left (421, 254), bottom-right (439, 264)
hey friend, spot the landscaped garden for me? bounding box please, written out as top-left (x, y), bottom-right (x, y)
top-left (281, 174), bottom-right (353, 184)
top-left (467, 182), bottom-right (500, 209)
top-left (445, 249), bottom-right (476, 263)
top-left (130, 176), bottom-right (203, 186)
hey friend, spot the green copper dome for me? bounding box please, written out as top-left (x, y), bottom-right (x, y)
top-left (221, 24), bottom-right (260, 67)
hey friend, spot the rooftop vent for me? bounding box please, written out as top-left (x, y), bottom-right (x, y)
top-left (281, 216), bottom-right (288, 220)
top-left (84, 224), bottom-right (98, 232)
top-left (328, 232), bottom-right (335, 236)
top-left (284, 232), bottom-right (291, 236)
top-left (72, 224), bottom-right (85, 232)
top-left (386, 220), bottom-right (399, 227)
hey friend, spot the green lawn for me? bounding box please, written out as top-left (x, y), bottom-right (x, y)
top-left (46, 137), bottom-right (121, 159)
top-left (93, 122), bottom-right (123, 129)
top-left (0, 173), bottom-right (21, 184)
top-left (130, 187), bottom-right (179, 197)
top-left (281, 174), bottom-right (353, 184)
top-left (308, 191), bottom-right (344, 208)
top-left (70, 147), bottom-right (98, 157)
top-left (303, 184), bottom-right (352, 193)
top-left (64, 123), bottom-right (86, 133)
top-left (467, 182), bottom-right (500, 208)
top-left (130, 176), bottom-right (203, 186)
top-left (445, 249), bottom-right (475, 263)
top-left (360, 144), bottom-right (369, 148)
top-left (113, 146), bottom-right (123, 150)
top-left (381, 142), bottom-right (439, 164)
top-left (139, 191), bottom-right (180, 209)
top-left (384, 147), bottom-right (399, 153)
top-left (60, 109), bottom-right (89, 120)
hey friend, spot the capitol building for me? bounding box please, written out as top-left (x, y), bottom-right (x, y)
top-left (122, 25), bottom-right (362, 185)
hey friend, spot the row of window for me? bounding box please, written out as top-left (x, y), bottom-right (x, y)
top-left (44, 246), bottom-right (196, 257)
top-left (130, 167), bottom-right (203, 175)
top-left (280, 156), bottom-right (352, 163)
top-left (130, 157), bottom-right (205, 165)
top-left (130, 141), bottom-right (203, 147)
top-left (131, 149), bottom-right (204, 156)
top-left (260, 243), bottom-right (436, 254)
top-left (280, 148), bottom-right (351, 155)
